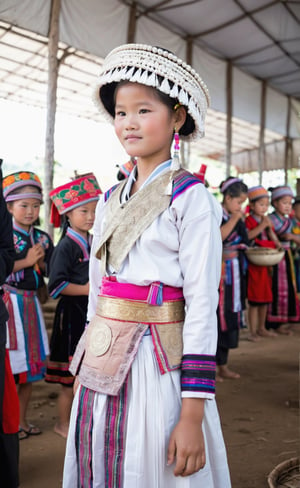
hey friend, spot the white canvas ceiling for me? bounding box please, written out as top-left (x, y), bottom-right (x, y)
top-left (0, 0), bottom-right (299, 172)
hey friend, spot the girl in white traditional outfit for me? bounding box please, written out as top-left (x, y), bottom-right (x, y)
top-left (63, 44), bottom-right (231, 488)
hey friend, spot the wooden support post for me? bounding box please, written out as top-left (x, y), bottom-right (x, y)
top-left (225, 61), bottom-right (232, 178)
top-left (127, 1), bottom-right (137, 43)
top-left (296, 177), bottom-right (300, 196)
top-left (258, 81), bottom-right (266, 184)
top-left (284, 96), bottom-right (291, 184)
top-left (44, 0), bottom-right (60, 237)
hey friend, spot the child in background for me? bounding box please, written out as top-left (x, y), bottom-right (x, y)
top-left (245, 186), bottom-right (280, 341)
top-left (0, 160), bottom-right (19, 487)
top-left (45, 173), bottom-right (101, 438)
top-left (116, 157), bottom-right (137, 181)
top-left (217, 177), bottom-right (249, 380)
top-left (267, 186), bottom-right (300, 334)
top-left (63, 43), bottom-right (231, 487)
top-left (290, 196), bottom-right (300, 291)
top-left (2, 171), bottom-right (53, 439)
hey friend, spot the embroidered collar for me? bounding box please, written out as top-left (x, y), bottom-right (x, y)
top-left (13, 222), bottom-right (31, 236)
top-left (272, 211), bottom-right (288, 223)
top-left (121, 159), bottom-right (172, 203)
top-left (122, 159), bottom-right (172, 203)
top-left (222, 206), bottom-right (230, 221)
top-left (13, 223), bottom-right (38, 248)
top-left (250, 211), bottom-right (262, 223)
top-left (66, 227), bottom-right (91, 261)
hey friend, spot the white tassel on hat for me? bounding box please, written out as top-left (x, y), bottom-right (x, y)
top-left (93, 43), bottom-right (211, 142)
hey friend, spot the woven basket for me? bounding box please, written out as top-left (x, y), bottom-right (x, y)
top-left (268, 457), bottom-right (300, 488)
top-left (245, 247), bottom-right (285, 266)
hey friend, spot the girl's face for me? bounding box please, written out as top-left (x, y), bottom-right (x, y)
top-left (66, 201), bottom-right (97, 237)
top-left (223, 193), bottom-right (247, 214)
top-left (114, 83), bottom-right (184, 167)
top-left (273, 196), bottom-right (292, 216)
top-left (250, 197), bottom-right (269, 217)
top-left (8, 198), bottom-right (41, 231)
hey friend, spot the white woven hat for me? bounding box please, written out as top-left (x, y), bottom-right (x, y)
top-left (93, 43), bottom-right (210, 142)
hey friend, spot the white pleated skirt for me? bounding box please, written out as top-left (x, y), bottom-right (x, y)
top-left (63, 335), bottom-right (231, 488)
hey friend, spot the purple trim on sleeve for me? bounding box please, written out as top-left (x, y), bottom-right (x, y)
top-left (50, 280), bottom-right (69, 298)
top-left (171, 170), bottom-right (202, 203)
top-left (181, 354), bottom-right (216, 394)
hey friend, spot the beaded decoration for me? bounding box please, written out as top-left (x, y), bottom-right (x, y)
top-left (93, 43), bottom-right (210, 142)
top-left (172, 130), bottom-right (181, 171)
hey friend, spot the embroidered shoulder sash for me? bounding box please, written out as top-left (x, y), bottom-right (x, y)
top-left (96, 171), bottom-right (172, 272)
top-left (96, 169), bottom-right (202, 272)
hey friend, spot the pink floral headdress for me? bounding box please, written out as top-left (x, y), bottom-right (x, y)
top-left (50, 173), bottom-right (102, 227)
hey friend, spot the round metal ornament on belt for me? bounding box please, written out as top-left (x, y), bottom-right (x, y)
top-left (88, 316), bottom-right (112, 357)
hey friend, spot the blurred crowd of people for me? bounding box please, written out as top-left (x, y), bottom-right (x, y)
top-left (1, 160), bottom-right (299, 487)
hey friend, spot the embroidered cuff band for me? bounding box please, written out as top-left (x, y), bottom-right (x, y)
top-left (181, 354), bottom-right (216, 395)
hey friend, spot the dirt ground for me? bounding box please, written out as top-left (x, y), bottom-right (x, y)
top-left (18, 325), bottom-right (299, 488)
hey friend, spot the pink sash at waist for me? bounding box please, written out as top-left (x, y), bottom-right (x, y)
top-left (100, 276), bottom-right (183, 304)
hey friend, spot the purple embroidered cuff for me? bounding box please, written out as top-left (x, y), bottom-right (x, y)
top-left (181, 354), bottom-right (216, 395)
top-left (50, 281), bottom-right (69, 298)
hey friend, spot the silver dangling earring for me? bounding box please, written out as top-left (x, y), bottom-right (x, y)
top-left (166, 127), bottom-right (181, 195)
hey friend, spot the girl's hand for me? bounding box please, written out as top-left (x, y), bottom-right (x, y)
top-left (37, 249), bottom-right (46, 270)
top-left (282, 232), bottom-right (300, 243)
top-left (37, 257), bottom-right (46, 271)
top-left (262, 216), bottom-right (272, 228)
top-left (231, 210), bottom-right (243, 221)
top-left (167, 418), bottom-right (205, 476)
top-left (26, 244), bottom-right (45, 266)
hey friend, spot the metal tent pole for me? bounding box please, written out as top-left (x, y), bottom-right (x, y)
top-left (226, 61), bottom-right (232, 178)
top-left (284, 96), bottom-right (291, 185)
top-left (258, 81), bottom-right (266, 184)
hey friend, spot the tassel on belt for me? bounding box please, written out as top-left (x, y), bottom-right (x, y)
top-left (96, 295), bottom-right (185, 323)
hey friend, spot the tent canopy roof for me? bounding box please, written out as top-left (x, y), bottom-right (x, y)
top-left (129, 0), bottom-right (300, 100)
top-left (0, 0), bottom-right (299, 172)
